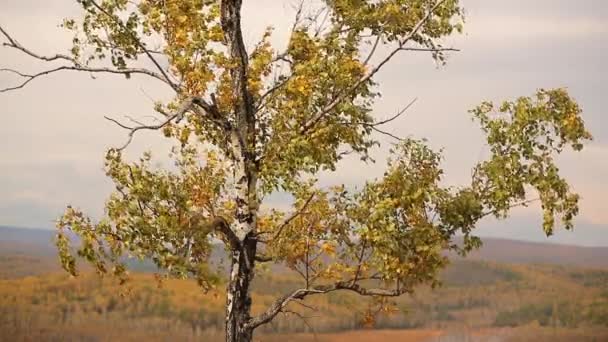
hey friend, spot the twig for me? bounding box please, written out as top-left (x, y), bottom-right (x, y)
top-left (104, 97), bottom-right (195, 150)
top-left (261, 192), bottom-right (316, 242)
top-left (300, 0), bottom-right (449, 134)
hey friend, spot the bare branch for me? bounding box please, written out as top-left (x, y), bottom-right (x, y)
top-left (103, 94), bottom-right (228, 150)
top-left (0, 25), bottom-right (173, 92)
top-left (363, 35), bottom-right (381, 67)
top-left (104, 97), bottom-right (196, 151)
top-left (352, 240), bottom-right (368, 285)
top-left (1, 26), bottom-right (73, 63)
top-left (246, 281), bottom-right (411, 329)
top-left (372, 98), bottom-right (418, 127)
top-left (281, 310), bottom-right (319, 334)
top-left (371, 126), bottom-right (405, 141)
top-left (0, 65), bottom-right (169, 93)
top-left (399, 47), bottom-right (460, 53)
top-left (332, 98), bottom-right (417, 141)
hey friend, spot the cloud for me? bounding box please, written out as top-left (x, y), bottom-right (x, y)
top-left (0, 0), bottom-right (606, 245)
top-left (466, 15), bottom-right (607, 40)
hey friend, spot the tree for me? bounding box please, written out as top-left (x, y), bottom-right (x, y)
top-left (0, 0), bottom-right (592, 341)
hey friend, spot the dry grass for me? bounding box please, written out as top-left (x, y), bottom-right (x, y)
top-left (261, 329), bottom-right (442, 342)
top-left (260, 326), bottom-right (608, 342)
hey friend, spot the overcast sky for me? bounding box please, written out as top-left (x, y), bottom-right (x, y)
top-left (0, 0), bottom-right (606, 246)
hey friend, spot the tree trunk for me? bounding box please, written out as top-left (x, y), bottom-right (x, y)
top-left (225, 236), bottom-right (256, 342)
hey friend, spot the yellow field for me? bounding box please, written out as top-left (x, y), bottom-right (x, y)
top-left (262, 327), bottom-right (608, 342)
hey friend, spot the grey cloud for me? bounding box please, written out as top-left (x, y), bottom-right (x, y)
top-left (0, 0), bottom-right (606, 245)
top-left (463, 0), bottom-right (608, 19)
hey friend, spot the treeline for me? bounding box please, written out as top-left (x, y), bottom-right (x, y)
top-left (1, 259), bottom-right (608, 340)
top-left (495, 300), bottom-right (608, 328)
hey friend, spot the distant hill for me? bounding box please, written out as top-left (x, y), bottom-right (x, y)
top-left (457, 238), bottom-right (608, 269)
top-left (0, 226), bottom-right (56, 252)
top-left (2, 225), bottom-right (608, 272)
top-left (2, 226), bottom-right (608, 340)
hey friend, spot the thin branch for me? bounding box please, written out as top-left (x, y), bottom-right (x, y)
top-left (300, 0), bottom-right (449, 134)
top-left (1, 26), bottom-right (73, 63)
top-left (255, 75), bottom-right (291, 112)
top-left (246, 281), bottom-right (411, 329)
top-left (351, 240), bottom-right (368, 285)
top-left (333, 98), bottom-right (418, 141)
top-left (363, 35), bottom-right (381, 67)
top-left (371, 126), bottom-right (404, 141)
top-left (0, 64), bottom-right (169, 93)
top-left (87, 0), bottom-right (179, 91)
top-left (372, 98), bottom-right (417, 127)
top-left (261, 192), bottom-right (316, 241)
top-left (292, 299), bottom-right (318, 312)
top-left (479, 198), bottom-right (540, 220)
top-left (104, 97), bottom-right (195, 150)
top-left (0, 25), bottom-right (173, 92)
top-left (399, 47), bottom-right (460, 53)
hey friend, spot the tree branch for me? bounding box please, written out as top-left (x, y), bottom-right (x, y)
top-left (479, 197), bottom-right (540, 220)
top-left (399, 47), bottom-right (459, 53)
top-left (254, 254), bottom-right (273, 263)
top-left (104, 97), bottom-right (196, 150)
top-left (259, 192), bottom-right (316, 242)
top-left (246, 281), bottom-right (411, 329)
top-left (300, 0), bottom-right (449, 134)
top-left (189, 213), bottom-right (241, 251)
top-left (333, 98), bottom-right (418, 141)
top-left (87, 0), bottom-right (179, 91)
top-left (371, 98), bottom-right (418, 127)
top-left (363, 35), bottom-right (381, 67)
top-left (0, 25), bottom-right (173, 92)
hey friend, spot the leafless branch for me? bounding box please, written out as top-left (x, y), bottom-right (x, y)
top-left (246, 281), bottom-right (411, 329)
top-left (0, 25), bottom-right (174, 92)
top-left (371, 126), bottom-right (405, 141)
top-left (363, 35), bottom-right (381, 66)
top-left (373, 98), bottom-right (418, 127)
top-left (104, 97), bottom-right (196, 151)
top-left (399, 47), bottom-right (460, 53)
top-left (333, 98), bottom-right (417, 141)
top-left (351, 240), bottom-right (368, 285)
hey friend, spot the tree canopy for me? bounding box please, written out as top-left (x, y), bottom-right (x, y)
top-left (0, 0), bottom-right (592, 340)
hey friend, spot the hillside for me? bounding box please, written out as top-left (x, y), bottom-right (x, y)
top-left (1, 259), bottom-right (607, 341)
top-left (458, 238), bottom-right (608, 269)
top-left (2, 226), bottom-right (608, 340)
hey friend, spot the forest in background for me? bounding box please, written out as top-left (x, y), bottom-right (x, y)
top-left (1, 227), bottom-right (608, 341)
